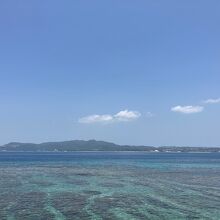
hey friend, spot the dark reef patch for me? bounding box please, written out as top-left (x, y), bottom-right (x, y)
top-left (51, 192), bottom-right (91, 220)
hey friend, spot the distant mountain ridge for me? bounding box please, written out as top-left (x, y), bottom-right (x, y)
top-left (0, 140), bottom-right (220, 152)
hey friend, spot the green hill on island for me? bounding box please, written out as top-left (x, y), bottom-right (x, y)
top-left (0, 140), bottom-right (220, 152)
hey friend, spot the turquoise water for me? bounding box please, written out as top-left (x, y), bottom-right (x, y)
top-left (0, 152), bottom-right (220, 220)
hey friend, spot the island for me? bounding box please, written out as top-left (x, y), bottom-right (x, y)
top-left (0, 140), bottom-right (220, 153)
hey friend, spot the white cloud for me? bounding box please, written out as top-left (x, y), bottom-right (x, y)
top-left (79, 110), bottom-right (141, 124)
top-left (114, 110), bottom-right (141, 121)
top-left (171, 105), bottom-right (204, 114)
top-left (78, 114), bottom-right (113, 124)
top-left (203, 98), bottom-right (220, 104)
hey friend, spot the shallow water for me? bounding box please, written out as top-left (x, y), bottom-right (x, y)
top-left (0, 152), bottom-right (220, 220)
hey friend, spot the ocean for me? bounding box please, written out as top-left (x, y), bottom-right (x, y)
top-left (0, 152), bottom-right (220, 220)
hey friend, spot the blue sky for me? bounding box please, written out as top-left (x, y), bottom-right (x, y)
top-left (0, 0), bottom-right (220, 146)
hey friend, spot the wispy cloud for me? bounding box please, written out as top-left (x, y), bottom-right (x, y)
top-left (146, 112), bottom-right (155, 117)
top-left (79, 110), bottom-right (141, 124)
top-left (203, 98), bottom-right (220, 104)
top-left (78, 114), bottom-right (113, 124)
top-left (171, 105), bottom-right (204, 114)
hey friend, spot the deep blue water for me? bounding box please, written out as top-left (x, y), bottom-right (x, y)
top-left (1, 151), bottom-right (220, 163)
